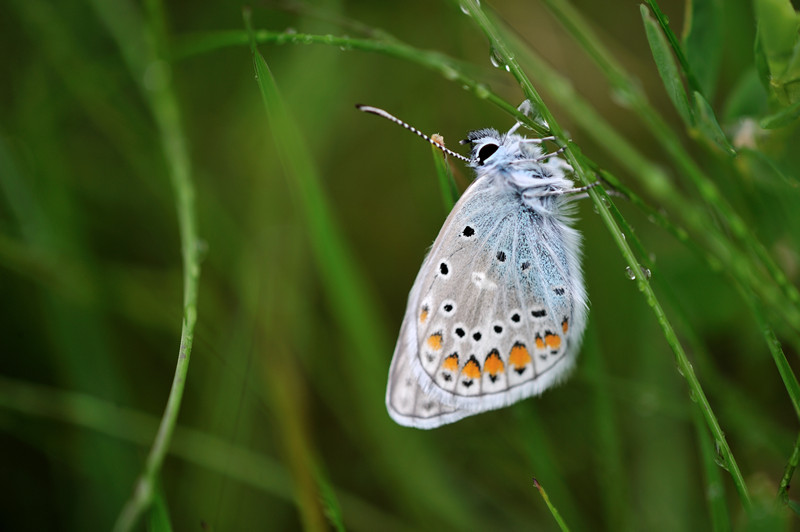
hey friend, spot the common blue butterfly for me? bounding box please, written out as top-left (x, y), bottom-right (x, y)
top-left (358, 102), bottom-right (593, 428)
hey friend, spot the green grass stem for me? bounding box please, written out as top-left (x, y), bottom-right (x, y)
top-left (83, 1), bottom-right (202, 530)
top-left (533, 477), bottom-right (570, 532)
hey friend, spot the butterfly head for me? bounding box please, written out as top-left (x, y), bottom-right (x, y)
top-left (461, 129), bottom-right (544, 169)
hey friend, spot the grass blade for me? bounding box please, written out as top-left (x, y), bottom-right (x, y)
top-left (681, 0), bottom-right (724, 97)
top-left (694, 409), bottom-right (731, 532)
top-left (691, 91), bottom-right (737, 155)
top-left (754, 0), bottom-right (800, 105)
top-left (85, 0), bottom-right (202, 529)
top-left (533, 478), bottom-right (570, 532)
top-left (147, 483), bottom-right (174, 532)
top-left (641, 4), bottom-right (693, 127)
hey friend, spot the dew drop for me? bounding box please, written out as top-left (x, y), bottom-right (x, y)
top-left (625, 266), bottom-right (636, 280)
top-left (640, 267), bottom-right (652, 280)
top-left (460, 0), bottom-right (480, 14)
top-left (442, 66), bottom-right (459, 80)
top-left (284, 27), bottom-right (297, 34)
top-left (489, 47), bottom-right (505, 69)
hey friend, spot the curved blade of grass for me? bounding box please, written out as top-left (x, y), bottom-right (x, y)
top-left (84, 1), bottom-right (202, 530)
top-left (533, 478), bottom-right (570, 532)
top-left (681, 0), bottom-right (724, 97)
top-left (643, 4), bottom-right (740, 155)
top-left (459, 0), bottom-right (751, 507)
top-left (691, 91), bottom-right (737, 155)
top-left (641, 5), bottom-right (693, 127)
top-left (645, 0), bottom-right (703, 95)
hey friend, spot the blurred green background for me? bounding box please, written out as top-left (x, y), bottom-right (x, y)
top-left (2, 0), bottom-right (800, 530)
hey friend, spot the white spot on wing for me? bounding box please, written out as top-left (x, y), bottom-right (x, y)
top-left (471, 271), bottom-right (497, 290)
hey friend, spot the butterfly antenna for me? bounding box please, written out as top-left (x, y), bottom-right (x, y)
top-left (356, 104), bottom-right (472, 164)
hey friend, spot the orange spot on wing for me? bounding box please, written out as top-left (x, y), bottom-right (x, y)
top-left (442, 353), bottom-right (459, 371)
top-left (420, 306), bottom-right (429, 324)
top-left (427, 332), bottom-right (443, 351)
top-left (509, 342), bottom-right (531, 369)
top-left (562, 318), bottom-right (569, 333)
top-left (535, 335), bottom-right (545, 350)
top-left (545, 333), bottom-right (561, 350)
top-left (484, 350), bottom-right (504, 376)
top-left (461, 356), bottom-right (481, 379)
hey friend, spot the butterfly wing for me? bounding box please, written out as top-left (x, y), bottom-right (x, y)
top-left (386, 174), bottom-right (587, 428)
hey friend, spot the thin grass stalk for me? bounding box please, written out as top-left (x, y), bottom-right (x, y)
top-left (95, 0), bottom-right (201, 529)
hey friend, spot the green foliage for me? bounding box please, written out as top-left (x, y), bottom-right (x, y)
top-left (754, 0), bottom-right (800, 106)
top-left (2, 0), bottom-right (800, 530)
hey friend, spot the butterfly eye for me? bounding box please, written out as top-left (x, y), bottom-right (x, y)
top-left (477, 143), bottom-right (499, 164)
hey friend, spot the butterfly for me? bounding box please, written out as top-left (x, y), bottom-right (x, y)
top-left (358, 102), bottom-right (593, 429)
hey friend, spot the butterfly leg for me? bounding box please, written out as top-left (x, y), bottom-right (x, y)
top-left (538, 181), bottom-right (602, 198)
top-left (534, 145), bottom-right (568, 162)
top-left (520, 136), bottom-right (558, 144)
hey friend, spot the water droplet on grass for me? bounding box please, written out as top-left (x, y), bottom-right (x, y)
top-left (489, 47), bottom-right (504, 69)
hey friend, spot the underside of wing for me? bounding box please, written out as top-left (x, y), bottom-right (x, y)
top-left (385, 176), bottom-right (587, 427)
